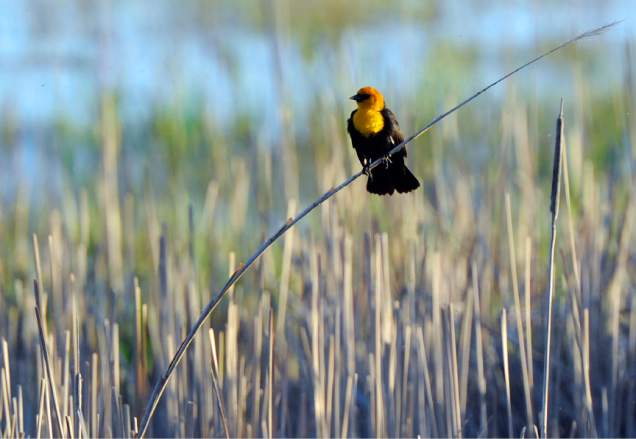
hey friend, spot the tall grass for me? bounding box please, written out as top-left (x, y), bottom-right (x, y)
top-left (1, 25), bottom-right (635, 439)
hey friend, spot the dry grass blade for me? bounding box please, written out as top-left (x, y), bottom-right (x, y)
top-left (65, 415), bottom-right (73, 439)
top-left (524, 238), bottom-right (534, 390)
top-left (35, 378), bottom-right (46, 438)
top-left (471, 263), bottom-right (488, 436)
top-left (136, 24), bottom-right (620, 437)
top-left (1, 368), bottom-right (12, 436)
top-left (267, 310), bottom-right (275, 439)
top-left (207, 329), bottom-right (230, 439)
top-left (33, 280), bottom-right (65, 438)
top-left (540, 99), bottom-right (564, 438)
top-left (502, 309), bottom-right (513, 438)
top-left (505, 193), bottom-right (534, 430)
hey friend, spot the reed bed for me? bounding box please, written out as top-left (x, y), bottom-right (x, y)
top-left (1, 35), bottom-right (635, 439)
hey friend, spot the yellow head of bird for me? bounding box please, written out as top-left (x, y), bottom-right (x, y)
top-left (350, 86), bottom-right (385, 112)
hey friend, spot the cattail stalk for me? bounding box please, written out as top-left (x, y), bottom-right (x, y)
top-left (540, 99), bottom-right (564, 438)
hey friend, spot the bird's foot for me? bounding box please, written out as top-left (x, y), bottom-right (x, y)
top-left (363, 163), bottom-right (372, 179)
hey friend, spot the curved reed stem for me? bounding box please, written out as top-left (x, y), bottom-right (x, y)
top-left (137, 22), bottom-right (619, 437)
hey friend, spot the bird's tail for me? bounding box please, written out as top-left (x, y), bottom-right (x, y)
top-left (366, 163), bottom-right (419, 195)
top-left (366, 169), bottom-right (395, 195)
top-left (393, 164), bottom-right (420, 193)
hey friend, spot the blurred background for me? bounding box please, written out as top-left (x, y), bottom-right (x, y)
top-left (1, 0), bottom-right (633, 201)
top-left (1, 0), bottom-right (635, 437)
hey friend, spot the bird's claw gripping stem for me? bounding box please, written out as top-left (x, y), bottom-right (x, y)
top-left (363, 163), bottom-right (372, 179)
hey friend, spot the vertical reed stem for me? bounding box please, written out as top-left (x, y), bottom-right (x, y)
top-left (540, 99), bottom-right (564, 438)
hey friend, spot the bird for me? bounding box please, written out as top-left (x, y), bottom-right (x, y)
top-left (347, 86), bottom-right (420, 196)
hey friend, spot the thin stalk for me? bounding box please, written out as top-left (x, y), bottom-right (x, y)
top-left (524, 237), bottom-right (534, 389)
top-left (267, 310), bottom-right (274, 439)
top-left (505, 193), bottom-right (534, 430)
top-left (472, 263), bottom-right (488, 436)
top-left (502, 309), bottom-right (513, 438)
top-left (540, 100), bottom-right (564, 438)
top-left (33, 280), bottom-right (65, 438)
top-left (207, 330), bottom-right (230, 439)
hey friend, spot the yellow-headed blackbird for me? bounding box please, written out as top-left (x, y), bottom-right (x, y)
top-left (347, 86), bottom-right (420, 195)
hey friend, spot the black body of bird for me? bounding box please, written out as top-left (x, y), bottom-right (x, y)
top-left (347, 86), bottom-right (420, 195)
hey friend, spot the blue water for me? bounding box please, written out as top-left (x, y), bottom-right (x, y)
top-left (1, 0), bottom-right (632, 122)
top-left (0, 0), bottom-right (633, 194)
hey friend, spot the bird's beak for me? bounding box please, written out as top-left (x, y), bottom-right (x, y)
top-left (350, 93), bottom-right (365, 102)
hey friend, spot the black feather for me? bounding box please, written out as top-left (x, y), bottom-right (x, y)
top-left (347, 107), bottom-right (420, 196)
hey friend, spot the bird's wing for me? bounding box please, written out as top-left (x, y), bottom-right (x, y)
top-left (381, 107), bottom-right (405, 143)
top-left (347, 110), bottom-right (367, 166)
top-left (381, 108), bottom-right (406, 155)
top-left (347, 110), bottom-right (359, 140)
